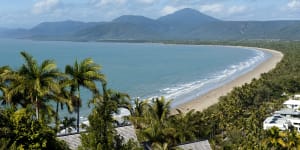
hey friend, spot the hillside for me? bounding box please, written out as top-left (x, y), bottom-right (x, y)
top-left (2, 8), bottom-right (300, 41)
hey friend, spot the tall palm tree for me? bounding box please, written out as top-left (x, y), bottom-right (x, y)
top-left (45, 79), bottom-right (74, 130)
top-left (80, 83), bottom-right (119, 150)
top-left (135, 97), bottom-right (176, 146)
top-left (170, 109), bottom-right (197, 144)
top-left (131, 98), bottom-right (149, 117)
top-left (9, 52), bottom-right (61, 120)
top-left (61, 117), bottom-right (76, 134)
top-left (148, 97), bottom-right (172, 124)
top-left (0, 66), bottom-right (30, 108)
top-left (0, 66), bottom-right (15, 106)
top-left (65, 58), bottom-right (105, 133)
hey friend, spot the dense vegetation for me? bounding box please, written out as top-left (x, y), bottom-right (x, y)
top-left (174, 41), bottom-right (300, 149)
top-left (1, 41), bottom-right (300, 149)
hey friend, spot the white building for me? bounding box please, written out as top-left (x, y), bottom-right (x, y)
top-left (294, 94), bottom-right (300, 100)
top-left (263, 115), bottom-right (289, 130)
top-left (263, 96), bottom-right (300, 131)
top-left (287, 118), bottom-right (300, 132)
top-left (283, 99), bottom-right (300, 110)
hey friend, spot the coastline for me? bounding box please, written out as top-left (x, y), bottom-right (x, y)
top-left (172, 46), bottom-right (284, 114)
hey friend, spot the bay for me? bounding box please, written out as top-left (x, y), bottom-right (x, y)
top-left (0, 39), bottom-right (270, 119)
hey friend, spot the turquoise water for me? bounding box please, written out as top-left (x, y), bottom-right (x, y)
top-left (0, 39), bottom-right (270, 119)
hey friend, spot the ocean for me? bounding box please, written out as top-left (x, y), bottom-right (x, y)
top-left (0, 39), bottom-right (271, 119)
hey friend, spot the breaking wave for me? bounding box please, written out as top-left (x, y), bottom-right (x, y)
top-left (156, 49), bottom-right (266, 104)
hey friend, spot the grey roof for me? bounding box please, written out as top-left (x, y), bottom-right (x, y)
top-left (264, 115), bottom-right (287, 124)
top-left (176, 140), bottom-right (212, 150)
top-left (58, 126), bottom-right (211, 150)
top-left (116, 125), bottom-right (138, 142)
top-left (274, 108), bottom-right (300, 115)
top-left (58, 125), bottom-right (137, 150)
top-left (58, 134), bottom-right (81, 150)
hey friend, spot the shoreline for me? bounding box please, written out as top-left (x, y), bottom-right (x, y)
top-left (172, 46), bottom-right (284, 114)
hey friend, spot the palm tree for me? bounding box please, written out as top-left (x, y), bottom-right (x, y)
top-left (88, 86), bottom-right (131, 109)
top-left (8, 52), bottom-right (61, 120)
top-left (134, 97), bottom-right (176, 146)
top-left (148, 97), bottom-right (172, 124)
top-left (263, 126), bottom-right (286, 149)
top-left (129, 98), bottom-right (150, 131)
top-left (45, 78), bottom-right (74, 131)
top-left (65, 58), bottom-right (105, 133)
top-left (131, 98), bottom-right (149, 117)
top-left (61, 117), bottom-right (76, 134)
top-left (0, 66), bottom-right (15, 106)
top-left (106, 89), bottom-right (131, 113)
top-left (282, 129), bottom-right (300, 150)
top-left (89, 86), bottom-right (132, 126)
top-left (170, 109), bottom-right (197, 144)
top-left (0, 66), bottom-right (32, 108)
top-left (80, 83), bottom-right (119, 150)
top-left (151, 142), bottom-right (169, 150)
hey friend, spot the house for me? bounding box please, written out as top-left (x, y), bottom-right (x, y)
top-left (263, 115), bottom-right (289, 130)
top-left (58, 125), bottom-right (138, 150)
top-left (283, 99), bottom-right (300, 110)
top-left (263, 96), bottom-right (300, 132)
top-left (58, 125), bottom-right (212, 150)
top-left (294, 94), bottom-right (300, 100)
top-left (176, 140), bottom-right (212, 150)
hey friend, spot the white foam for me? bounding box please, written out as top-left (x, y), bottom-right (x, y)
top-left (114, 49), bottom-right (267, 113)
top-left (155, 49), bottom-right (266, 101)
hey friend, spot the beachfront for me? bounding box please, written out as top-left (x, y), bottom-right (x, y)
top-left (173, 46), bottom-right (284, 113)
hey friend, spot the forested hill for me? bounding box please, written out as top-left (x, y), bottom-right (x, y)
top-left (2, 8), bottom-right (300, 41)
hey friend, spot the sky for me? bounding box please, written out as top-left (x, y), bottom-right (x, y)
top-left (1, 0), bottom-right (300, 28)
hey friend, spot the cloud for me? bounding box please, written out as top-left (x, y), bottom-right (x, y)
top-left (32, 0), bottom-right (60, 15)
top-left (161, 6), bottom-right (181, 15)
top-left (199, 3), bottom-right (224, 13)
top-left (228, 6), bottom-right (246, 15)
top-left (136, 0), bottom-right (155, 4)
top-left (287, 0), bottom-right (300, 9)
top-left (198, 3), bottom-right (246, 17)
top-left (90, 0), bottom-right (127, 7)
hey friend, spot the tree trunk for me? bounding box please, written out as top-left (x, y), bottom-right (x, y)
top-left (77, 87), bottom-right (80, 133)
top-left (56, 101), bottom-right (59, 132)
top-left (36, 96), bottom-right (39, 119)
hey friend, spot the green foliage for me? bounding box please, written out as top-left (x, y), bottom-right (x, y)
top-left (262, 127), bottom-right (300, 150)
top-left (171, 41), bottom-right (300, 149)
top-left (131, 97), bottom-right (198, 148)
top-left (1, 41), bottom-right (300, 149)
top-left (61, 117), bottom-right (76, 134)
top-left (169, 110), bottom-right (197, 143)
top-left (0, 107), bottom-right (70, 150)
top-left (79, 84), bottom-right (141, 150)
top-left (65, 58), bottom-right (106, 133)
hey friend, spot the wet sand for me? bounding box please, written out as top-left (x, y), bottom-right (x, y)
top-left (172, 46), bottom-right (284, 114)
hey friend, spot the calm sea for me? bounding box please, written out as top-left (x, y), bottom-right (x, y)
top-left (0, 39), bottom-right (270, 119)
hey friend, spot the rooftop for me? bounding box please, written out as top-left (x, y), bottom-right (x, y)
top-left (58, 125), bottom-right (137, 150)
top-left (264, 115), bottom-right (287, 125)
top-left (274, 108), bottom-right (300, 116)
top-left (263, 115), bottom-right (289, 130)
top-left (177, 140), bottom-right (212, 150)
top-left (294, 94), bottom-right (300, 100)
top-left (284, 99), bottom-right (300, 106)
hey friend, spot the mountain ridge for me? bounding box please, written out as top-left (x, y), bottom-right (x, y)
top-left (2, 8), bottom-right (300, 41)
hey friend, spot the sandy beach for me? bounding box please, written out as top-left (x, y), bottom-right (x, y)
top-left (172, 46), bottom-right (284, 114)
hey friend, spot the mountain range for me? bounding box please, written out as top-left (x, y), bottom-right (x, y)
top-left (1, 8), bottom-right (300, 41)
